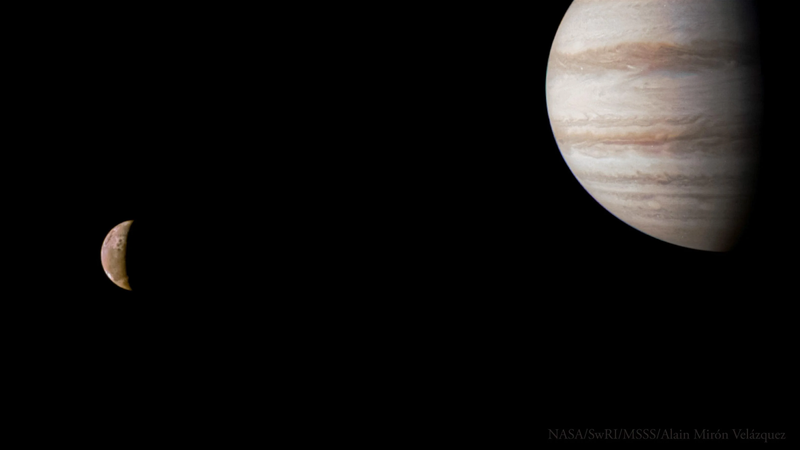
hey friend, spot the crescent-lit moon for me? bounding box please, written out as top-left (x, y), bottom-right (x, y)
top-left (101, 220), bottom-right (133, 291)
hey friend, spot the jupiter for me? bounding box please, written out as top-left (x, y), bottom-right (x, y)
top-left (546, 0), bottom-right (762, 251)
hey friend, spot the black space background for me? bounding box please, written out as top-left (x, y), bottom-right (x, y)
top-left (21, 1), bottom-right (795, 443)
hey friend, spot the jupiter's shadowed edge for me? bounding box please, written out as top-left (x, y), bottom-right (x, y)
top-left (546, 0), bottom-right (762, 251)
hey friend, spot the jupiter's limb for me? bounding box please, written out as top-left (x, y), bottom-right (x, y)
top-left (546, 0), bottom-right (762, 251)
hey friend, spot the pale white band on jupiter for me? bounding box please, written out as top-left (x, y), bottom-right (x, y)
top-left (546, 0), bottom-right (762, 251)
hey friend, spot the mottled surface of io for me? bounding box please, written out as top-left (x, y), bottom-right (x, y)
top-left (101, 220), bottom-right (132, 290)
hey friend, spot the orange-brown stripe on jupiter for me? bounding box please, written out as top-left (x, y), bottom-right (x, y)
top-left (546, 0), bottom-right (762, 251)
top-left (101, 220), bottom-right (133, 290)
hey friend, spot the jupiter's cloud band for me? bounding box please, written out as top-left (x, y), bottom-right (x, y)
top-left (546, 0), bottom-right (762, 251)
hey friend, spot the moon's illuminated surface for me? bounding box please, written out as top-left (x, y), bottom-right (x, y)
top-left (546, 0), bottom-right (762, 251)
top-left (101, 220), bottom-right (133, 290)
